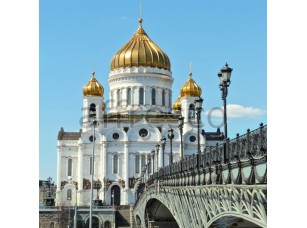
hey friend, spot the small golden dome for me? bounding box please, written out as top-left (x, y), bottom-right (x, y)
top-left (180, 73), bottom-right (202, 97)
top-left (173, 96), bottom-right (182, 111)
top-left (101, 101), bottom-right (106, 111)
top-left (110, 19), bottom-right (171, 71)
top-left (82, 72), bottom-right (104, 96)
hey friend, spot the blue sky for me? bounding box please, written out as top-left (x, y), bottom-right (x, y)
top-left (39, 0), bottom-right (267, 181)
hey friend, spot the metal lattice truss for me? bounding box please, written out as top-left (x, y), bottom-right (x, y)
top-left (134, 184), bottom-right (267, 228)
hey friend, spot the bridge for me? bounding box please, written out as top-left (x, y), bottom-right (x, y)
top-left (133, 123), bottom-right (267, 228)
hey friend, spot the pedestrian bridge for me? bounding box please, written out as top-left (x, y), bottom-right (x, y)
top-left (133, 124), bottom-right (267, 228)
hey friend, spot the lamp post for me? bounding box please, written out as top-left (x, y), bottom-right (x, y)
top-left (155, 144), bottom-right (160, 170)
top-left (218, 63), bottom-right (233, 163)
top-left (151, 150), bottom-right (155, 173)
top-left (168, 129), bottom-right (174, 164)
top-left (89, 119), bottom-right (97, 228)
top-left (195, 98), bottom-right (203, 169)
top-left (147, 158), bottom-right (151, 179)
top-left (178, 116), bottom-right (184, 160)
top-left (103, 177), bottom-right (107, 205)
top-left (160, 138), bottom-right (166, 168)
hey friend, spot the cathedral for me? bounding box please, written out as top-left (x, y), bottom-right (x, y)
top-left (55, 18), bottom-right (223, 207)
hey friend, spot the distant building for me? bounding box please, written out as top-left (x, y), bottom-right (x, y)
top-left (39, 179), bottom-right (56, 207)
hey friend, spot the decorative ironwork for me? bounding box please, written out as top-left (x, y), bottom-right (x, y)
top-left (83, 178), bottom-right (91, 189)
top-left (118, 179), bottom-right (126, 188)
top-left (129, 177), bottom-right (137, 188)
top-left (60, 181), bottom-right (68, 190)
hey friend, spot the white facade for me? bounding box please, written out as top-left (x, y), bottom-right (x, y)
top-left (55, 23), bottom-right (223, 207)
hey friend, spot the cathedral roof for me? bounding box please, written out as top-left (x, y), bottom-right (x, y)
top-left (110, 19), bottom-right (171, 72)
top-left (173, 96), bottom-right (182, 111)
top-left (180, 73), bottom-right (202, 97)
top-left (82, 72), bottom-right (104, 96)
top-left (58, 128), bottom-right (82, 140)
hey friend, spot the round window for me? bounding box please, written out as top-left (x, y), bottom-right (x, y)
top-left (139, 128), bottom-right (149, 137)
top-left (89, 135), bottom-right (96, 142)
top-left (113, 133), bottom-right (119, 140)
top-left (189, 135), bottom-right (196, 142)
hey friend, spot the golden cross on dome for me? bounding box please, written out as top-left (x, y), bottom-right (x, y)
top-left (189, 61), bottom-right (192, 77)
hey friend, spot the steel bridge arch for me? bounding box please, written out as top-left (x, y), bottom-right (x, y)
top-left (134, 194), bottom-right (181, 227)
top-left (134, 185), bottom-right (266, 228)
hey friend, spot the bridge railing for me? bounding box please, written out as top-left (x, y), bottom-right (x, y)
top-left (144, 123), bottom-right (267, 187)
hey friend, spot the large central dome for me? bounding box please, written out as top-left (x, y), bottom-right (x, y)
top-left (110, 19), bottom-right (171, 72)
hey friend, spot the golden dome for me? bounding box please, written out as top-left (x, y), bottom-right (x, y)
top-left (173, 96), bottom-right (182, 111)
top-left (110, 19), bottom-right (171, 71)
top-left (82, 72), bottom-right (104, 96)
top-left (180, 73), bottom-right (202, 97)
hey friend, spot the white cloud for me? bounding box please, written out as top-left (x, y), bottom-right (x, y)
top-left (205, 104), bottom-right (265, 118)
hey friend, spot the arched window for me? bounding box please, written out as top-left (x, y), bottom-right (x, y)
top-left (151, 88), bottom-right (156, 105)
top-left (135, 155), bottom-right (140, 174)
top-left (67, 189), bottom-right (72, 200)
top-left (141, 155), bottom-right (146, 171)
top-left (169, 91), bottom-right (172, 107)
top-left (139, 88), bottom-right (144, 105)
top-left (89, 103), bottom-right (96, 118)
top-left (117, 89), bottom-right (121, 106)
top-left (111, 92), bottom-right (114, 108)
top-left (104, 221), bottom-right (112, 228)
top-left (127, 88), bottom-right (131, 106)
top-left (68, 159), bottom-right (72, 176)
top-left (189, 104), bottom-right (195, 118)
top-left (162, 89), bottom-right (165, 106)
top-left (49, 222), bottom-right (54, 228)
top-left (113, 154), bottom-right (118, 173)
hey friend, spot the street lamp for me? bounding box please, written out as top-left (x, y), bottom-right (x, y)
top-left (89, 119), bottom-right (97, 228)
top-left (195, 98), bottom-right (203, 169)
top-left (195, 98), bottom-right (203, 154)
top-left (147, 158), bottom-right (151, 179)
top-left (103, 177), bottom-right (107, 205)
top-left (160, 138), bottom-right (166, 168)
top-left (178, 116), bottom-right (184, 160)
top-left (218, 63), bottom-right (233, 163)
top-left (155, 144), bottom-right (160, 170)
top-left (151, 149), bottom-right (155, 173)
top-left (168, 129), bottom-right (174, 164)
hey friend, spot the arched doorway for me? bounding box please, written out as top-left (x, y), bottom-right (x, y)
top-left (111, 185), bottom-right (121, 206)
top-left (85, 216), bottom-right (100, 228)
top-left (104, 221), bottom-right (112, 228)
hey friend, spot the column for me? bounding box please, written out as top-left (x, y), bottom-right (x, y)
top-left (134, 87), bottom-right (139, 106)
top-left (83, 99), bottom-right (89, 123)
top-left (110, 91), bottom-right (114, 109)
top-left (56, 147), bottom-right (62, 206)
top-left (56, 147), bottom-right (62, 191)
top-left (96, 105), bottom-right (101, 121)
top-left (145, 86), bottom-right (150, 105)
top-left (156, 88), bottom-right (162, 106)
top-left (122, 87), bottom-right (127, 107)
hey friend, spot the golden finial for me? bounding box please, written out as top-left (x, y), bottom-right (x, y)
top-left (189, 61), bottom-right (192, 78)
top-left (91, 71), bottom-right (95, 78)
